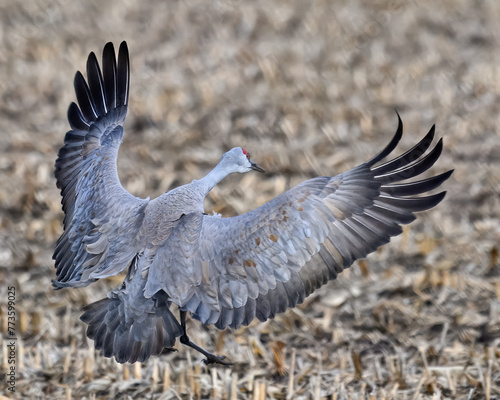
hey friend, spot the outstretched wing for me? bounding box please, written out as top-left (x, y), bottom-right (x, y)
top-left (53, 42), bottom-right (148, 289)
top-left (147, 116), bottom-right (452, 329)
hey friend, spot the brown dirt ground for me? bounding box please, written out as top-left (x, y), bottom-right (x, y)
top-left (0, 0), bottom-right (499, 399)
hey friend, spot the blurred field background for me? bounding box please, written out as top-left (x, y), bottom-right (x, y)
top-left (0, 0), bottom-right (499, 399)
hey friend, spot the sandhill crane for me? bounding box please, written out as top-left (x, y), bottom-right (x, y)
top-left (53, 41), bottom-right (453, 365)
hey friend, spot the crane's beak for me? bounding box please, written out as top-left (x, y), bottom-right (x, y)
top-left (250, 160), bottom-right (265, 173)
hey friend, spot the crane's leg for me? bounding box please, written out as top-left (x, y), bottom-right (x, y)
top-left (179, 310), bottom-right (233, 365)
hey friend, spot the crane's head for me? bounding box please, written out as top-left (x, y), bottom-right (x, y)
top-left (221, 147), bottom-right (265, 174)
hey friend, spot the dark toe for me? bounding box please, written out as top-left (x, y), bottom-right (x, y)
top-left (203, 355), bottom-right (233, 366)
top-left (161, 347), bottom-right (178, 355)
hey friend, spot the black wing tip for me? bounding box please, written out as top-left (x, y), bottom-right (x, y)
top-left (117, 41), bottom-right (130, 107)
top-left (73, 69), bottom-right (85, 85)
top-left (73, 70), bottom-right (97, 123)
top-left (118, 41), bottom-right (129, 55)
top-left (438, 169), bottom-right (454, 185)
top-left (72, 41), bottom-right (129, 125)
top-left (425, 124), bottom-right (436, 143)
top-left (432, 137), bottom-right (444, 161)
top-left (104, 41), bottom-right (128, 59)
top-left (394, 110), bottom-right (403, 141)
top-left (86, 51), bottom-right (101, 78)
top-left (372, 121), bottom-right (438, 176)
top-left (102, 42), bottom-right (118, 110)
top-left (380, 169), bottom-right (453, 197)
top-left (419, 190), bottom-right (448, 211)
top-left (67, 101), bottom-right (89, 130)
top-left (103, 42), bottom-right (116, 54)
top-left (367, 112), bottom-right (403, 167)
top-left (394, 108), bottom-right (402, 125)
top-left (428, 168), bottom-right (454, 187)
top-left (430, 190), bottom-right (447, 207)
top-left (86, 51), bottom-right (98, 65)
top-left (375, 138), bottom-right (445, 183)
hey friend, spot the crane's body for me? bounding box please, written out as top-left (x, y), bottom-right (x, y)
top-left (54, 42), bottom-right (452, 365)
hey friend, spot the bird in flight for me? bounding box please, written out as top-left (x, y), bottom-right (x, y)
top-left (53, 42), bottom-right (452, 365)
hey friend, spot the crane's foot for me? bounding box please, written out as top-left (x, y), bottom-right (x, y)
top-left (180, 335), bottom-right (233, 366)
top-left (179, 310), bottom-right (233, 366)
top-left (203, 353), bottom-right (233, 365)
top-left (203, 354), bottom-right (233, 366)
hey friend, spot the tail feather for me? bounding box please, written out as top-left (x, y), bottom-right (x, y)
top-left (81, 291), bottom-right (182, 364)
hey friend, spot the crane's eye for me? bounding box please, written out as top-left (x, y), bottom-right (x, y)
top-left (246, 152), bottom-right (250, 159)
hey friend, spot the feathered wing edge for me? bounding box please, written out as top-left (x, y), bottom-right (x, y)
top-left (55, 42), bottom-right (130, 229)
top-left (53, 42), bottom-right (146, 289)
top-left (186, 115), bottom-right (453, 330)
top-left (249, 117), bottom-right (452, 326)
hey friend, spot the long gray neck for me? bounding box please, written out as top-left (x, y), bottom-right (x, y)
top-left (194, 162), bottom-right (231, 197)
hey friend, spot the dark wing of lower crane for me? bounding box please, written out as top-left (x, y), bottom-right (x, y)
top-left (53, 42), bottom-right (148, 288)
top-left (145, 115), bottom-right (452, 329)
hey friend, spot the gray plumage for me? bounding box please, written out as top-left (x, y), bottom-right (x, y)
top-left (54, 42), bottom-right (453, 364)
